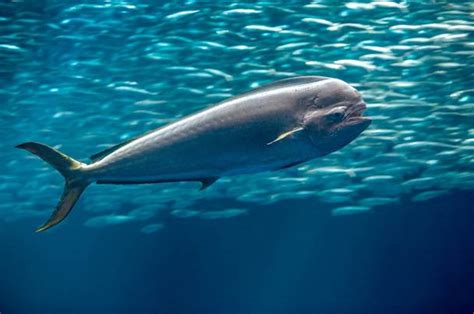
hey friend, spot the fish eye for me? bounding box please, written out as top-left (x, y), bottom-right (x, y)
top-left (327, 110), bottom-right (345, 122)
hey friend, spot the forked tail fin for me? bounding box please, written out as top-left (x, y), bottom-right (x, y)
top-left (16, 142), bottom-right (90, 232)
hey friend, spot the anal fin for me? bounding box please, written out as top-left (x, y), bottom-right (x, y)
top-left (200, 177), bottom-right (218, 190)
top-left (276, 160), bottom-right (304, 170)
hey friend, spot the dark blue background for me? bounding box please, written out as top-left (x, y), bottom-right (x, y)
top-left (2, 1), bottom-right (474, 313)
top-left (1, 191), bottom-right (473, 314)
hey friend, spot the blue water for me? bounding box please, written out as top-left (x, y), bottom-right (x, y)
top-left (1, 1), bottom-right (474, 313)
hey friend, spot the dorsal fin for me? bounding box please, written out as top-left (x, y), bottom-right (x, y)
top-left (90, 137), bottom-right (137, 162)
top-left (248, 76), bottom-right (329, 94)
top-left (89, 125), bottom-right (165, 162)
top-left (213, 76), bottom-right (330, 106)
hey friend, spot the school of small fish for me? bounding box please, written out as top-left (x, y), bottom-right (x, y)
top-left (1, 1), bottom-right (473, 233)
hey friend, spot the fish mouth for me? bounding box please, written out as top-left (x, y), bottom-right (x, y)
top-left (344, 102), bottom-right (371, 127)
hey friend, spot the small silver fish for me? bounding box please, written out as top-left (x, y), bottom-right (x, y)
top-left (17, 76), bottom-right (370, 232)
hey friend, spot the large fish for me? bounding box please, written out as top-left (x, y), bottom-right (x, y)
top-left (17, 76), bottom-right (370, 232)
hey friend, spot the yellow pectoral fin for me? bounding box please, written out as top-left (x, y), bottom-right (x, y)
top-left (267, 127), bottom-right (304, 145)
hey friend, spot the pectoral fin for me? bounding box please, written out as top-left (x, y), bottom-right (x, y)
top-left (267, 127), bottom-right (304, 145)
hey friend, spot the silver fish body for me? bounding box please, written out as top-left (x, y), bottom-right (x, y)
top-left (17, 76), bottom-right (371, 232)
top-left (87, 81), bottom-right (320, 182)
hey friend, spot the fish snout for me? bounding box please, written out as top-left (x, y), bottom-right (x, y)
top-left (306, 99), bottom-right (371, 156)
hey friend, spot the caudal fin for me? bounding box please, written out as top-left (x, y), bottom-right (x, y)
top-left (16, 142), bottom-right (90, 232)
